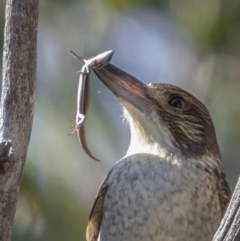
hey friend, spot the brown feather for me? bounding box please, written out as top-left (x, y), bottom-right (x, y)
top-left (86, 176), bottom-right (109, 241)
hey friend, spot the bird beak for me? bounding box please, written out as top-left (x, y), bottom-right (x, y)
top-left (94, 63), bottom-right (149, 110)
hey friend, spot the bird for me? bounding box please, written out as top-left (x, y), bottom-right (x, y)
top-left (86, 63), bottom-right (231, 241)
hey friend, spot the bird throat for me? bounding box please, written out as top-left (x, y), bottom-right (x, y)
top-left (124, 107), bottom-right (177, 161)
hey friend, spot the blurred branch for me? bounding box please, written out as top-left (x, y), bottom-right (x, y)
top-left (213, 177), bottom-right (240, 241)
top-left (0, 0), bottom-right (39, 241)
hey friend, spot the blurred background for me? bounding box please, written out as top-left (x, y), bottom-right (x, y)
top-left (0, 0), bottom-right (240, 240)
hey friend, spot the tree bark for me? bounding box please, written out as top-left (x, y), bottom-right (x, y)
top-left (0, 0), bottom-right (39, 240)
top-left (213, 177), bottom-right (240, 241)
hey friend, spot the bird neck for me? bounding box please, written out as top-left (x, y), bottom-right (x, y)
top-left (125, 111), bottom-right (222, 172)
top-left (126, 127), bottom-right (174, 161)
top-left (125, 112), bottom-right (177, 161)
top-left (126, 127), bottom-right (222, 172)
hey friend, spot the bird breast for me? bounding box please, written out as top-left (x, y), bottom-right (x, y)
top-left (99, 153), bottom-right (222, 241)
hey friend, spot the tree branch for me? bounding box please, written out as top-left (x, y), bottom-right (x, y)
top-left (0, 0), bottom-right (39, 240)
top-left (213, 177), bottom-right (240, 241)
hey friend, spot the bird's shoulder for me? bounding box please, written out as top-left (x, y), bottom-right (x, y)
top-left (86, 168), bottom-right (113, 241)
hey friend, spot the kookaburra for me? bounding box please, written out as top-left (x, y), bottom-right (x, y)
top-left (86, 63), bottom-right (230, 241)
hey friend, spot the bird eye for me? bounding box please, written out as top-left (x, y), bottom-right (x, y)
top-left (169, 97), bottom-right (186, 109)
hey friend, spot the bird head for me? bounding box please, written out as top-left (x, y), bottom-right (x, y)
top-left (94, 64), bottom-right (221, 167)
